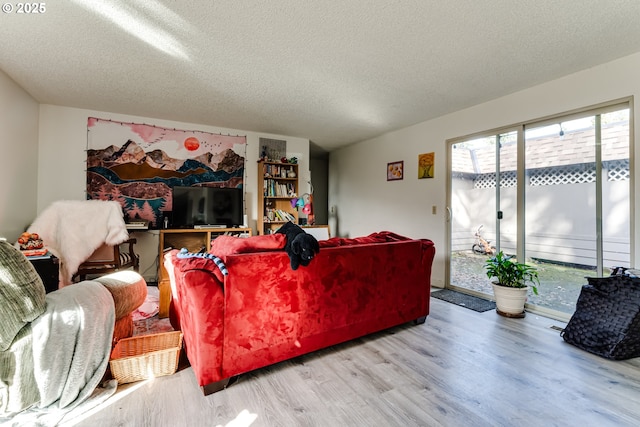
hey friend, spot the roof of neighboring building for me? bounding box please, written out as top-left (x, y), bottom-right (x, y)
top-left (452, 122), bottom-right (629, 174)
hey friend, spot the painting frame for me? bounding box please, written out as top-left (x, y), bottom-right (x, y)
top-left (387, 161), bottom-right (404, 181)
top-left (418, 152), bottom-right (435, 179)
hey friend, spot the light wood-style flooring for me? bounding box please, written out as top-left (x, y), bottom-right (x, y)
top-left (64, 297), bottom-right (640, 427)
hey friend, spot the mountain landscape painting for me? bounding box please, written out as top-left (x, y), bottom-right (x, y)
top-left (87, 118), bottom-right (246, 228)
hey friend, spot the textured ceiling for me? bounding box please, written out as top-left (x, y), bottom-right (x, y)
top-left (2, 1), bottom-right (640, 152)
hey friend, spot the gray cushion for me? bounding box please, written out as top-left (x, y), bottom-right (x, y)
top-left (0, 240), bottom-right (46, 351)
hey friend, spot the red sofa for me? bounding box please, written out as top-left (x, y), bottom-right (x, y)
top-left (164, 231), bottom-right (435, 394)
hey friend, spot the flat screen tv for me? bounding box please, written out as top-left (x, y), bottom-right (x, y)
top-left (171, 186), bottom-right (243, 228)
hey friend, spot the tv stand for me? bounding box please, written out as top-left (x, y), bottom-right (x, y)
top-left (157, 227), bottom-right (252, 318)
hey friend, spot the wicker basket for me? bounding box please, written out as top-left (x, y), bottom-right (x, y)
top-left (110, 331), bottom-right (183, 384)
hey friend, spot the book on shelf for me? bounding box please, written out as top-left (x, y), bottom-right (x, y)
top-left (22, 248), bottom-right (50, 258)
top-left (264, 179), bottom-right (296, 197)
top-left (263, 163), bottom-right (296, 179)
top-left (274, 210), bottom-right (296, 222)
top-left (126, 219), bottom-right (150, 229)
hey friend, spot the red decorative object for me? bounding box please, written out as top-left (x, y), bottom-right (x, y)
top-left (164, 232), bottom-right (435, 394)
top-left (17, 232), bottom-right (44, 250)
top-left (183, 137), bottom-right (200, 151)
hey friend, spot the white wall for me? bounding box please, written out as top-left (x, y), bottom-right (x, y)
top-left (329, 52), bottom-right (640, 288)
top-left (37, 105), bottom-right (310, 281)
top-left (0, 69), bottom-right (39, 241)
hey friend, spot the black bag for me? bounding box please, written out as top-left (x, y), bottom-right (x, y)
top-left (561, 273), bottom-right (640, 360)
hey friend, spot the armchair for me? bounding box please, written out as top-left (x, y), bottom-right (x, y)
top-left (74, 238), bottom-right (140, 281)
top-left (0, 239), bottom-right (147, 422)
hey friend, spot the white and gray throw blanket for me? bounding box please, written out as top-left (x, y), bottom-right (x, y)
top-left (0, 282), bottom-right (117, 426)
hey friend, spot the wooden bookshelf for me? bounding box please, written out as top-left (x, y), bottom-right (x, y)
top-left (257, 161), bottom-right (299, 234)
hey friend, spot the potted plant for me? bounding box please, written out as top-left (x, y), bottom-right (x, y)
top-left (485, 251), bottom-right (539, 318)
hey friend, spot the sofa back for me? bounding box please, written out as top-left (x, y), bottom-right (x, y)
top-left (221, 239), bottom-right (434, 378)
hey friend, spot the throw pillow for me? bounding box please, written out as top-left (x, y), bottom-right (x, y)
top-left (209, 234), bottom-right (286, 257)
top-left (0, 239), bottom-right (47, 351)
top-left (318, 231), bottom-right (410, 248)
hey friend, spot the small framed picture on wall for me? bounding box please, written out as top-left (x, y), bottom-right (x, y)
top-left (418, 152), bottom-right (434, 179)
top-left (387, 161), bottom-right (404, 181)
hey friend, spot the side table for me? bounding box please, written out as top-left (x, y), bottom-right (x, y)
top-left (27, 254), bottom-right (59, 293)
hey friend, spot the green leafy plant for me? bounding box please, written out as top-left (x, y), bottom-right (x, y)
top-left (485, 251), bottom-right (539, 295)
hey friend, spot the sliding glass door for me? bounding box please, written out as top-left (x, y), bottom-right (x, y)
top-left (449, 130), bottom-right (517, 297)
top-left (448, 103), bottom-right (631, 319)
top-left (524, 108), bottom-right (630, 315)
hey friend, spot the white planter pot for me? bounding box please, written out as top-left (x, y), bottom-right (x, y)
top-left (491, 282), bottom-right (528, 318)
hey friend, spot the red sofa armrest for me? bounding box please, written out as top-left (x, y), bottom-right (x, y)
top-left (166, 253), bottom-right (227, 386)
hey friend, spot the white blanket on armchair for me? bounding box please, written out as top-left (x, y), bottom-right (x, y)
top-left (28, 200), bottom-right (129, 287)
